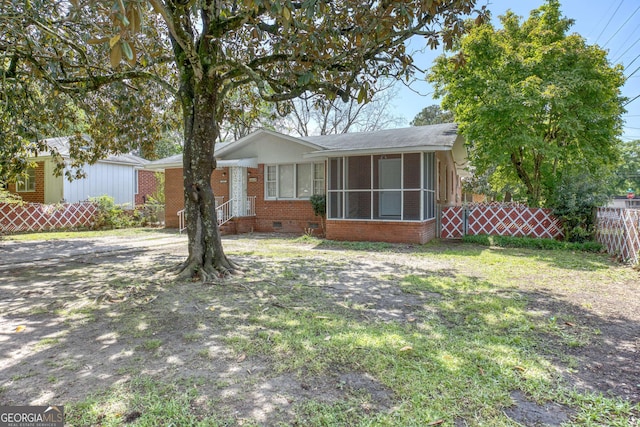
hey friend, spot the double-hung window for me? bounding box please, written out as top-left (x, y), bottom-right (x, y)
top-left (16, 168), bottom-right (36, 192)
top-left (265, 162), bottom-right (325, 199)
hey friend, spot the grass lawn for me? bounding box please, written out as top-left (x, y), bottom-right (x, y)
top-left (1, 231), bottom-right (638, 426)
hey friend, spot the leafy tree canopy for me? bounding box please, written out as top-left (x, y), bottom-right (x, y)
top-left (613, 140), bottom-right (640, 195)
top-left (1, 0), bottom-right (486, 278)
top-left (410, 104), bottom-right (454, 126)
top-left (429, 0), bottom-right (626, 207)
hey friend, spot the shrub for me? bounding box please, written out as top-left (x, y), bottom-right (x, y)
top-left (0, 189), bottom-right (23, 204)
top-left (462, 234), bottom-right (603, 253)
top-left (309, 194), bottom-right (326, 218)
top-left (90, 195), bottom-right (137, 229)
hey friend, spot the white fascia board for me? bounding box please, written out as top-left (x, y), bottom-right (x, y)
top-left (302, 145), bottom-right (452, 158)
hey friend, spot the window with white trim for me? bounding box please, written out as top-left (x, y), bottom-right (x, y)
top-left (16, 168), bottom-right (36, 192)
top-left (265, 162), bottom-right (325, 199)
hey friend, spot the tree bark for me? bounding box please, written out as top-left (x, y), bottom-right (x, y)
top-left (175, 75), bottom-right (238, 280)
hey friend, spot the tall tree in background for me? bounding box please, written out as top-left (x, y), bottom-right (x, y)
top-left (280, 80), bottom-right (404, 136)
top-left (614, 140), bottom-right (640, 195)
top-left (429, 0), bottom-right (625, 208)
top-left (410, 104), bottom-right (454, 126)
top-left (2, 0), bottom-right (486, 279)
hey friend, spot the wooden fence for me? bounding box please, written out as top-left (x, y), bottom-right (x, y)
top-left (441, 203), bottom-right (564, 240)
top-left (0, 202), bottom-right (97, 233)
top-left (595, 208), bottom-right (640, 265)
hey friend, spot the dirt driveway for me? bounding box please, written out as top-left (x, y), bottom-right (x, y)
top-left (0, 231), bottom-right (638, 425)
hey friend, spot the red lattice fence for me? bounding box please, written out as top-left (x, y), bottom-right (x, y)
top-left (0, 202), bottom-right (97, 233)
top-left (595, 208), bottom-right (640, 265)
top-left (441, 203), bottom-right (564, 240)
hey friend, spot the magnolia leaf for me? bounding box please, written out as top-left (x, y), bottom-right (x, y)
top-left (399, 345), bottom-right (413, 352)
top-left (109, 34), bottom-right (121, 48)
top-left (127, 43), bottom-right (137, 66)
top-left (357, 87), bottom-right (366, 103)
top-left (297, 72), bottom-right (313, 86)
top-left (87, 37), bottom-right (110, 45)
top-left (121, 41), bottom-right (133, 61)
top-left (110, 45), bottom-right (122, 68)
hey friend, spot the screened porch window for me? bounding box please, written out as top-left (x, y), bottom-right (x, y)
top-left (328, 153), bottom-right (436, 221)
top-left (265, 162), bottom-right (325, 199)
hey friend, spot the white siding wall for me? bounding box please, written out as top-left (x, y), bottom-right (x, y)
top-left (63, 162), bottom-right (136, 206)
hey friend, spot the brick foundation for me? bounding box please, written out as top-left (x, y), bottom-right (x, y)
top-left (325, 219), bottom-right (436, 244)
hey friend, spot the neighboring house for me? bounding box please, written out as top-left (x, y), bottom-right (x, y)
top-left (608, 196), bottom-right (640, 209)
top-left (6, 136), bottom-right (159, 207)
top-left (147, 123), bottom-right (468, 244)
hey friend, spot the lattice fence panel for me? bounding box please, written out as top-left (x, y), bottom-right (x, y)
top-left (440, 203), bottom-right (564, 240)
top-left (467, 205), bottom-right (564, 239)
top-left (596, 208), bottom-right (640, 265)
top-left (0, 202), bottom-right (97, 233)
top-left (441, 206), bottom-right (464, 239)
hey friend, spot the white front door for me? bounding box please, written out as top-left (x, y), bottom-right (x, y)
top-left (378, 158), bottom-right (401, 217)
top-left (229, 166), bottom-right (247, 217)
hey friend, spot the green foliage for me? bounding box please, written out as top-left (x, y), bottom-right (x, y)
top-left (547, 172), bottom-right (611, 242)
top-left (90, 195), bottom-right (137, 230)
top-left (410, 104), bottom-right (454, 126)
top-left (613, 139), bottom-right (640, 195)
top-left (3, 0), bottom-right (487, 274)
top-left (0, 188), bottom-right (23, 204)
top-left (429, 0), bottom-right (625, 207)
top-left (309, 194), bottom-right (326, 218)
top-left (462, 234), bottom-right (603, 252)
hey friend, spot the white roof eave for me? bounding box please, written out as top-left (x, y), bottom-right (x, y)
top-left (303, 145), bottom-right (453, 158)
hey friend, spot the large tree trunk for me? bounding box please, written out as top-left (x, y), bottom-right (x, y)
top-left (176, 77), bottom-right (238, 280)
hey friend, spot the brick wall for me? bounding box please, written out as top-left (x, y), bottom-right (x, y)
top-left (251, 164), bottom-right (321, 233)
top-left (326, 219), bottom-right (437, 244)
top-left (135, 170), bottom-right (161, 206)
top-left (6, 161), bottom-right (45, 204)
top-left (164, 168), bottom-right (183, 228)
top-left (164, 167), bottom-right (232, 228)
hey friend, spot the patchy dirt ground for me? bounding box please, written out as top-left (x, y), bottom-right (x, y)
top-left (0, 231), bottom-right (638, 426)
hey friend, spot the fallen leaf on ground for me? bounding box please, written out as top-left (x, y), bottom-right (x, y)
top-left (15, 325), bottom-right (26, 333)
top-left (399, 346), bottom-right (413, 352)
top-left (427, 420), bottom-right (444, 426)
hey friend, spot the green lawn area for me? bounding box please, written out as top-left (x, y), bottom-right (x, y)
top-left (1, 231), bottom-right (638, 426)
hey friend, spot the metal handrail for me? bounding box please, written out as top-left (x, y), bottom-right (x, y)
top-left (178, 196), bottom-right (225, 234)
top-left (177, 209), bottom-right (186, 234)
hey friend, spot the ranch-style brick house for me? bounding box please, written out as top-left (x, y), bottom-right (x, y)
top-left (147, 123), bottom-right (468, 244)
top-left (5, 136), bottom-right (159, 207)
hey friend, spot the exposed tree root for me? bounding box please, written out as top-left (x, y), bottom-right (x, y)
top-left (175, 256), bottom-right (243, 282)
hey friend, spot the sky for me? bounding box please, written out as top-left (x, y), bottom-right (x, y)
top-left (392, 0), bottom-right (640, 142)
